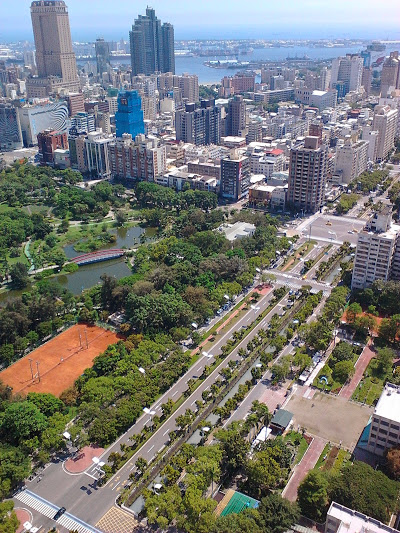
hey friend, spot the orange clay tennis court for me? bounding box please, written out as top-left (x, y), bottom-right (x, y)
top-left (0, 324), bottom-right (123, 397)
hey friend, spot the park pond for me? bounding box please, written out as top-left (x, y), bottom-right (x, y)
top-left (0, 225), bottom-right (157, 303)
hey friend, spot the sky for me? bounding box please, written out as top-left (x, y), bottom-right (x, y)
top-left (1, 0), bottom-right (400, 42)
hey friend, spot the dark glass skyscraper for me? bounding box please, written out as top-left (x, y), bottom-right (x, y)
top-left (129, 7), bottom-right (175, 76)
top-left (95, 38), bottom-right (111, 77)
top-left (115, 90), bottom-right (145, 139)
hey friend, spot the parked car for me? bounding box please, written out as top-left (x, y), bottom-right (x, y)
top-left (53, 507), bottom-right (66, 520)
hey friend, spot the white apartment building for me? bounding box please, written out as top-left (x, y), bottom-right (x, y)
top-left (351, 208), bottom-right (400, 290)
top-left (331, 55), bottom-right (363, 95)
top-left (326, 502), bottom-right (399, 533)
top-left (373, 105), bottom-right (398, 161)
top-left (249, 148), bottom-right (286, 178)
top-left (362, 127), bottom-right (380, 162)
top-left (379, 94), bottom-right (400, 136)
top-left (367, 383), bottom-right (400, 456)
top-left (334, 137), bottom-right (369, 184)
top-left (84, 130), bottom-right (113, 179)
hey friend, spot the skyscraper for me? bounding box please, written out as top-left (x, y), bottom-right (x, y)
top-left (115, 90), bottom-right (145, 139)
top-left (380, 52), bottom-right (400, 97)
top-left (287, 136), bottom-right (327, 213)
top-left (227, 95), bottom-right (246, 137)
top-left (95, 38), bottom-right (111, 78)
top-left (129, 7), bottom-right (175, 76)
top-left (27, 0), bottom-right (79, 97)
top-left (220, 150), bottom-right (251, 201)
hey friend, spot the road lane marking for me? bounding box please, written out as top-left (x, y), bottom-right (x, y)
top-left (163, 429), bottom-right (170, 436)
top-left (112, 481), bottom-right (120, 491)
top-left (172, 391), bottom-right (179, 396)
top-left (148, 445), bottom-right (154, 452)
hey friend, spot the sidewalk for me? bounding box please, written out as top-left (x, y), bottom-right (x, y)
top-left (282, 435), bottom-right (326, 502)
top-left (339, 340), bottom-right (375, 400)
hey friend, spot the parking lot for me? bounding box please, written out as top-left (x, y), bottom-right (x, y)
top-left (299, 215), bottom-right (366, 245)
top-left (286, 391), bottom-right (373, 449)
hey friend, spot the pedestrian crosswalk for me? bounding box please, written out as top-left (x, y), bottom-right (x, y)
top-left (15, 489), bottom-right (103, 533)
top-left (58, 513), bottom-right (101, 533)
top-left (15, 489), bottom-right (57, 519)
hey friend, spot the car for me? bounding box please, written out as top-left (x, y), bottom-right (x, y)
top-left (53, 507), bottom-right (66, 520)
top-left (348, 230), bottom-right (354, 234)
top-left (326, 221), bottom-right (332, 226)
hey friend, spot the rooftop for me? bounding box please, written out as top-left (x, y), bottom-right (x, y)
top-left (218, 222), bottom-right (256, 242)
top-left (374, 383), bottom-right (400, 424)
top-left (327, 502), bottom-right (398, 533)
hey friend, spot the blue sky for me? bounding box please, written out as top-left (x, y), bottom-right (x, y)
top-left (2, 0), bottom-right (400, 41)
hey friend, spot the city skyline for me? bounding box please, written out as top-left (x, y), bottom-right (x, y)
top-left (1, 0), bottom-right (400, 41)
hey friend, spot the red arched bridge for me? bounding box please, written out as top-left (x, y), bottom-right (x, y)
top-left (71, 249), bottom-right (125, 266)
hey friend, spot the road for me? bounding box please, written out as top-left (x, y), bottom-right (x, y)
top-left (15, 285), bottom-right (294, 528)
top-left (224, 294), bottom-right (328, 427)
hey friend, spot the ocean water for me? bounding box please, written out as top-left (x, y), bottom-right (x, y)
top-left (96, 44), bottom-right (400, 85)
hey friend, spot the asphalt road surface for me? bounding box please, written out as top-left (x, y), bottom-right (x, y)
top-left (15, 286), bottom-right (294, 528)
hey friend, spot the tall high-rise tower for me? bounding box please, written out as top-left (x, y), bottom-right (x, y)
top-left (95, 38), bottom-right (111, 78)
top-left (27, 0), bottom-right (79, 97)
top-left (115, 90), bottom-right (145, 139)
top-left (227, 95), bottom-right (246, 136)
top-left (129, 7), bottom-right (175, 76)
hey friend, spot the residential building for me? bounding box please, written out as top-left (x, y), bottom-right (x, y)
top-left (373, 105), bottom-right (398, 161)
top-left (367, 383), bottom-right (400, 456)
top-left (177, 73), bottom-right (199, 103)
top-left (129, 7), bottom-right (174, 76)
top-left (27, 0), bottom-right (79, 97)
top-left (331, 54), bottom-right (363, 96)
top-left (380, 52), bottom-right (400, 97)
top-left (334, 137), bottom-right (369, 184)
top-left (0, 102), bottom-right (23, 151)
top-left (220, 74), bottom-right (255, 96)
top-left (220, 150), bottom-right (251, 201)
top-left (64, 92), bottom-right (85, 116)
top-left (247, 120), bottom-right (263, 143)
top-left (295, 89), bottom-right (337, 110)
top-left (84, 130), bottom-right (113, 179)
top-left (109, 133), bottom-right (166, 181)
top-left (159, 168), bottom-right (218, 193)
top-left (37, 129), bottom-right (68, 165)
top-left (115, 90), bottom-right (145, 139)
top-left (287, 136), bottom-right (328, 213)
top-left (18, 100), bottom-right (69, 146)
top-left (351, 207), bottom-right (400, 290)
top-left (187, 160), bottom-right (221, 179)
top-left (68, 131), bottom-right (87, 172)
top-left (326, 502), bottom-right (399, 533)
top-left (70, 112), bottom-right (95, 134)
top-left (175, 100), bottom-right (221, 146)
top-left (249, 148), bottom-right (285, 178)
top-left (270, 185), bottom-right (287, 210)
top-left (95, 38), bottom-right (111, 78)
top-left (227, 95), bottom-right (246, 137)
top-left (53, 148), bottom-right (70, 169)
top-left (362, 67), bottom-right (372, 97)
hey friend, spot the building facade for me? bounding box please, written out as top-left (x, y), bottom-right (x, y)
top-left (129, 7), bottom-right (175, 76)
top-left (326, 502), bottom-right (399, 533)
top-left (95, 38), bottom-right (111, 77)
top-left (331, 54), bottom-right (363, 96)
top-left (109, 133), bottom-right (166, 181)
top-left (367, 383), bottom-right (400, 456)
top-left (18, 100), bottom-right (69, 146)
top-left (334, 137), bottom-right (369, 184)
top-left (220, 151), bottom-right (251, 201)
top-left (287, 136), bottom-right (327, 213)
top-left (0, 102), bottom-right (23, 151)
top-left (227, 95), bottom-right (246, 137)
top-left (380, 51), bottom-right (400, 97)
top-left (115, 90), bottom-right (145, 139)
top-left (37, 128), bottom-right (68, 165)
top-left (27, 0), bottom-right (79, 97)
top-left (84, 131), bottom-right (113, 179)
top-left (175, 100), bottom-right (221, 146)
top-left (373, 105), bottom-right (398, 162)
top-left (351, 208), bottom-right (400, 290)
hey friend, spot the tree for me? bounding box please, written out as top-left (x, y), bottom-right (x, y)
top-left (0, 401), bottom-right (48, 444)
top-left (244, 447), bottom-right (282, 498)
top-left (0, 500), bottom-right (19, 533)
top-left (217, 427), bottom-right (250, 475)
top-left (386, 446), bottom-right (400, 480)
top-left (331, 342), bottom-right (354, 364)
top-left (115, 210), bottom-right (127, 226)
top-left (346, 302), bottom-right (362, 325)
top-left (297, 470), bottom-right (329, 521)
top-left (258, 493), bottom-right (300, 533)
top-left (0, 444), bottom-right (31, 499)
top-left (9, 262), bottom-right (29, 289)
top-left (376, 347), bottom-right (395, 376)
top-left (161, 398), bottom-right (174, 419)
top-left (332, 360), bottom-right (354, 384)
top-left (330, 461), bottom-right (399, 523)
top-left (135, 457), bottom-right (147, 474)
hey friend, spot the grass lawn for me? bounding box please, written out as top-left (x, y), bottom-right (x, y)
top-left (314, 443), bottom-right (331, 470)
top-left (0, 203), bottom-right (13, 214)
top-left (284, 431), bottom-right (309, 465)
top-left (351, 358), bottom-right (387, 405)
top-left (331, 448), bottom-right (351, 474)
top-left (313, 363), bottom-right (342, 393)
